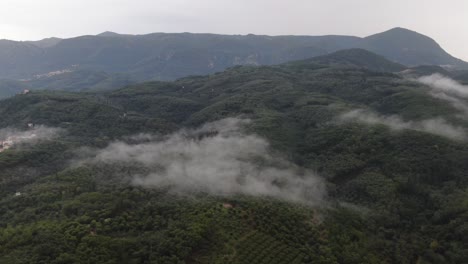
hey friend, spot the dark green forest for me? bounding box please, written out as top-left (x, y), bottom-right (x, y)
top-left (0, 56), bottom-right (467, 263)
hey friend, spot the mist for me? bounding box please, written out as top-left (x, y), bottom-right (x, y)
top-left (417, 74), bottom-right (468, 119)
top-left (340, 109), bottom-right (466, 140)
top-left (0, 126), bottom-right (63, 147)
top-left (418, 74), bottom-right (468, 98)
top-left (80, 118), bottom-right (326, 205)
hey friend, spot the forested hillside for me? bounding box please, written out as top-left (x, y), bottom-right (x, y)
top-left (0, 59), bottom-right (467, 263)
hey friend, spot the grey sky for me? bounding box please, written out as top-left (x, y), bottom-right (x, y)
top-left (1, 0), bottom-right (467, 60)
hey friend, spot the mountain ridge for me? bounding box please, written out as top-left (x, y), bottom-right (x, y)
top-left (0, 27), bottom-right (465, 80)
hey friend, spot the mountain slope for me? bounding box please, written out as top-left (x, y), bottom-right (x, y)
top-left (0, 61), bottom-right (467, 263)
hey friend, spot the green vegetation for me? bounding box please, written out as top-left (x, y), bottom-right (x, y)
top-left (0, 60), bottom-right (467, 263)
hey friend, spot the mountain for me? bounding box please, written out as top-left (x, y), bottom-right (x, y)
top-left (363, 27), bottom-right (466, 67)
top-left (0, 28), bottom-right (465, 82)
top-left (0, 60), bottom-right (467, 263)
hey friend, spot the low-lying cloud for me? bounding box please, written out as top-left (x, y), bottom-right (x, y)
top-left (0, 126), bottom-right (63, 149)
top-left (340, 109), bottom-right (466, 141)
top-left (80, 118), bottom-right (325, 205)
top-left (418, 74), bottom-right (468, 119)
top-left (418, 73), bottom-right (468, 98)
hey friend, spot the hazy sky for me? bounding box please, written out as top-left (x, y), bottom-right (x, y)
top-left (1, 0), bottom-right (467, 60)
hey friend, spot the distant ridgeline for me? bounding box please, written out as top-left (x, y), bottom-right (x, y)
top-left (0, 27), bottom-right (467, 99)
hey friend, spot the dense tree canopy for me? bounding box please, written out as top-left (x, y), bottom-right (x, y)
top-left (0, 60), bottom-right (467, 263)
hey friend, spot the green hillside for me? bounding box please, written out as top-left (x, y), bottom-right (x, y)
top-left (0, 61), bottom-right (467, 263)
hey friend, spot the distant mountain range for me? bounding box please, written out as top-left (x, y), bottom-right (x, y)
top-left (0, 27), bottom-right (466, 83)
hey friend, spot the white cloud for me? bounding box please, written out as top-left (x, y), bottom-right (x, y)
top-left (0, 125), bottom-right (63, 150)
top-left (79, 118), bottom-right (326, 205)
top-left (418, 74), bottom-right (468, 119)
top-left (419, 73), bottom-right (468, 98)
top-left (340, 109), bottom-right (466, 141)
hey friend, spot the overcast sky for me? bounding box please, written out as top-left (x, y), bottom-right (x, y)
top-left (1, 0), bottom-right (467, 60)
